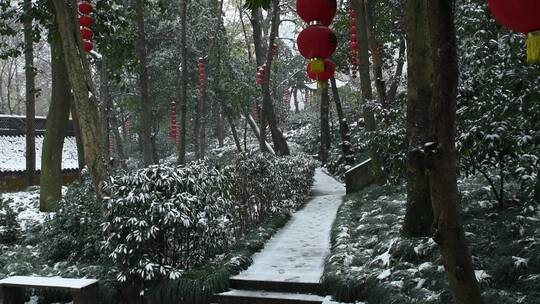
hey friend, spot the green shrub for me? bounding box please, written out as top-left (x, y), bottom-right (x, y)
top-left (0, 198), bottom-right (20, 245)
top-left (40, 180), bottom-right (103, 263)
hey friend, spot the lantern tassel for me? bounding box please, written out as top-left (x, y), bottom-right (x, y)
top-left (311, 58), bottom-right (325, 73)
top-left (527, 30), bottom-right (540, 64)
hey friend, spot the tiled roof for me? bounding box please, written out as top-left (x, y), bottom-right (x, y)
top-left (0, 115), bottom-right (75, 136)
top-left (0, 135), bottom-right (79, 173)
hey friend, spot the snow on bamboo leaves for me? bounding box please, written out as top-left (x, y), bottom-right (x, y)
top-left (78, 1), bottom-right (94, 53)
top-left (488, 0), bottom-right (540, 64)
top-left (296, 0), bottom-right (337, 86)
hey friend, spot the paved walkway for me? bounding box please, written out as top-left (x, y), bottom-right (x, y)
top-left (233, 168), bottom-right (345, 283)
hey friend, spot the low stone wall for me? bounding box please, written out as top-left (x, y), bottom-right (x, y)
top-left (0, 171), bottom-right (79, 192)
top-left (345, 159), bottom-right (374, 194)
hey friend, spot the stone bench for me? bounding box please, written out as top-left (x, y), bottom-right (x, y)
top-left (345, 159), bottom-right (374, 194)
top-left (0, 276), bottom-right (98, 304)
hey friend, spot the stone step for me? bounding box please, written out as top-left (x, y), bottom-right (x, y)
top-left (230, 278), bottom-right (322, 295)
top-left (213, 289), bottom-right (325, 304)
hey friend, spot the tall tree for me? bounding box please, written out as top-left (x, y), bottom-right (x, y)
top-left (319, 85), bottom-right (331, 164)
top-left (51, 0), bottom-right (107, 196)
top-left (427, 1), bottom-right (483, 302)
top-left (259, 0), bottom-right (289, 155)
top-left (251, 2), bottom-right (289, 155)
top-left (330, 78), bottom-right (355, 167)
top-left (403, 0), bottom-right (434, 237)
top-left (250, 8), bottom-right (269, 153)
top-left (23, 0), bottom-right (36, 186)
top-left (354, 0), bottom-right (384, 182)
top-left (365, 0), bottom-right (386, 106)
top-left (40, 31), bottom-right (72, 211)
top-left (135, 0), bottom-right (155, 166)
top-left (177, 0), bottom-right (188, 164)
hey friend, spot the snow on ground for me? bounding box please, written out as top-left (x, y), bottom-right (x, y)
top-left (234, 168), bottom-right (345, 283)
top-left (2, 189), bottom-right (50, 231)
top-left (0, 136), bottom-right (78, 172)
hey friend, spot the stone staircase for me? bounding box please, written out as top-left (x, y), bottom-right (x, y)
top-left (213, 278), bottom-right (325, 304)
top-left (212, 169), bottom-right (345, 304)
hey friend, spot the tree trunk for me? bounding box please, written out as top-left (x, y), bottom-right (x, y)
top-left (100, 57), bottom-right (111, 166)
top-left (24, 0), bottom-right (36, 186)
top-left (319, 84), bottom-right (331, 164)
top-left (109, 108), bottom-right (126, 166)
top-left (246, 113), bottom-right (275, 155)
top-left (217, 106), bottom-right (224, 148)
top-left (331, 78), bottom-right (355, 166)
top-left (259, 0), bottom-right (289, 156)
top-left (40, 33), bottom-right (72, 211)
top-left (293, 89), bottom-right (300, 113)
top-left (427, 1), bottom-right (484, 303)
top-left (354, 0), bottom-right (384, 182)
top-left (51, 0), bottom-right (107, 196)
top-left (387, 36), bottom-right (406, 104)
top-left (251, 9), bottom-right (269, 153)
top-left (535, 172), bottom-right (540, 203)
top-left (365, 0), bottom-right (387, 106)
top-left (403, 0), bottom-right (434, 237)
top-left (71, 104), bottom-right (85, 174)
top-left (136, 0), bottom-right (155, 166)
top-left (196, 80), bottom-right (207, 159)
top-left (177, 0), bottom-right (188, 165)
top-left (225, 111), bottom-right (242, 153)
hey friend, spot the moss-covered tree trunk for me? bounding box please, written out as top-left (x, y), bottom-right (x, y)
top-left (403, 0), bottom-right (434, 237)
top-left (23, 0), bottom-right (36, 186)
top-left (319, 85), bottom-right (331, 164)
top-left (51, 0), bottom-right (107, 196)
top-left (427, 1), bottom-right (484, 303)
top-left (354, 0), bottom-right (384, 183)
top-left (40, 32), bottom-right (72, 212)
top-left (331, 78), bottom-right (355, 167)
top-left (136, 0), bottom-right (155, 166)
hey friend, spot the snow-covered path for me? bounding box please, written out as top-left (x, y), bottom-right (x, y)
top-left (233, 168), bottom-right (345, 283)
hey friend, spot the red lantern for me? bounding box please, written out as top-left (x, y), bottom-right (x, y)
top-left (83, 40), bottom-right (93, 52)
top-left (296, 0), bottom-right (337, 26)
top-left (81, 27), bottom-right (93, 40)
top-left (79, 1), bottom-right (93, 14)
top-left (488, 0), bottom-right (540, 63)
top-left (272, 43), bottom-right (279, 57)
top-left (351, 41), bottom-right (358, 51)
top-left (307, 58), bottom-right (335, 81)
top-left (297, 26), bottom-right (337, 59)
top-left (350, 25), bottom-right (357, 34)
top-left (350, 34), bottom-right (357, 43)
top-left (79, 15), bottom-right (94, 27)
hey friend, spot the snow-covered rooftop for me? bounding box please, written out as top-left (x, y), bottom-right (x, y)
top-left (0, 135), bottom-right (79, 173)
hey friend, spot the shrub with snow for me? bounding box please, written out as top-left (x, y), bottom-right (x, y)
top-left (102, 154), bottom-right (316, 289)
top-left (41, 179), bottom-right (103, 263)
top-left (0, 198), bottom-right (20, 245)
top-left (102, 160), bottom-right (234, 283)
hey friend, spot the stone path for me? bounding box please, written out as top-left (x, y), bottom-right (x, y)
top-left (214, 168), bottom-right (345, 304)
top-left (233, 168), bottom-right (345, 283)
